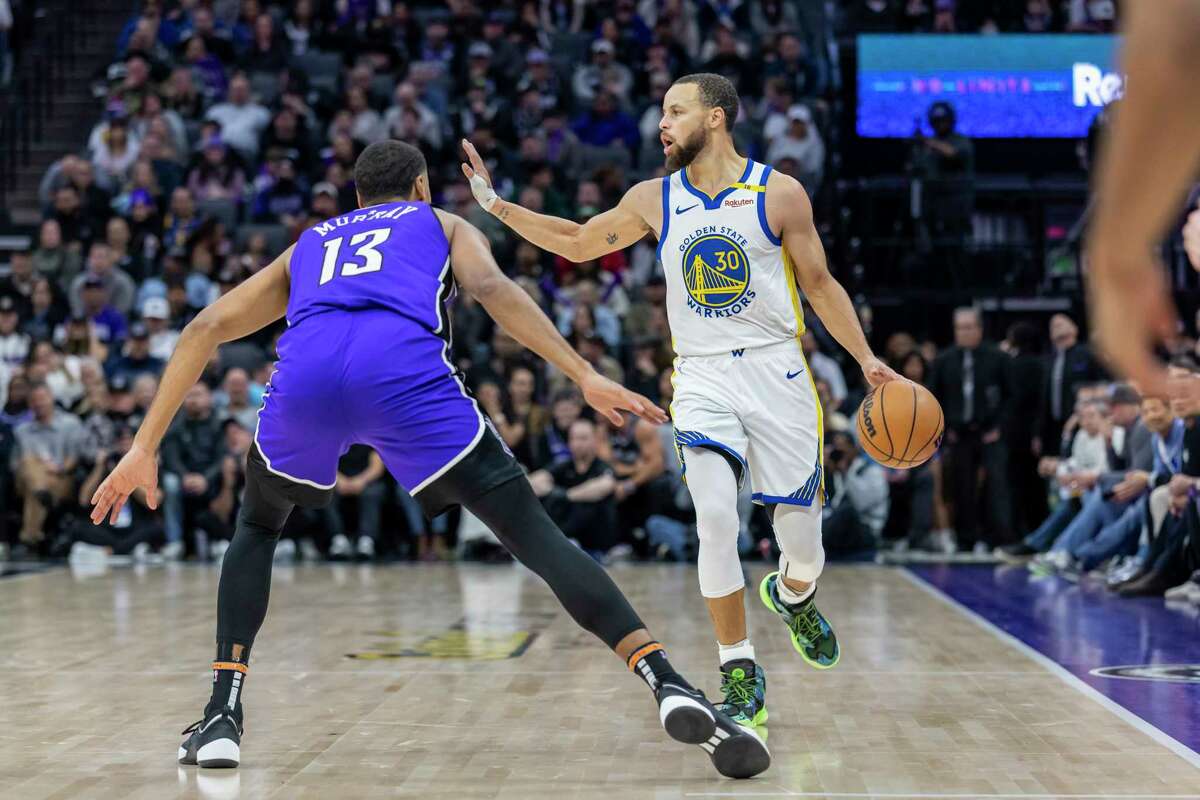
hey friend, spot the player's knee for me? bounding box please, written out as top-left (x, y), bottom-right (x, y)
top-left (693, 496), bottom-right (740, 548)
top-left (774, 503), bottom-right (825, 582)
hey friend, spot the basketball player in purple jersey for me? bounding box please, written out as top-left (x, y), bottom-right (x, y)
top-left (88, 141), bottom-right (769, 778)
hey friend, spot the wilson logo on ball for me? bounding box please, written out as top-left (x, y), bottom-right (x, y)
top-left (861, 394), bottom-right (878, 438)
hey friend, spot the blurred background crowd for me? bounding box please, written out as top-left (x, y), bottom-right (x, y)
top-left (1, 0), bottom-right (1198, 604)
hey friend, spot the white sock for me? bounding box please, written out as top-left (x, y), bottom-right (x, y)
top-left (776, 578), bottom-right (815, 606)
top-left (718, 638), bottom-right (756, 665)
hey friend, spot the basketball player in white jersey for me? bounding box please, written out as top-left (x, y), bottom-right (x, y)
top-left (462, 73), bottom-right (899, 728)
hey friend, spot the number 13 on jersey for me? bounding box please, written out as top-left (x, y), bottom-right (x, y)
top-left (319, 228), bottom-right (392, 285)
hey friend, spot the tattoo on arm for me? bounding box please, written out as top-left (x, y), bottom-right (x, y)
top-left (497, 206), bottom-right (511, 221)
top-left (606, 232), bottom-right (618, 245)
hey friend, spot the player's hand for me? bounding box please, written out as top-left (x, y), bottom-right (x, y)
top-left (90, 443), bottom-right (159, 526)
top-left (579, 371), bottom-right (668, 426)
top-left (860, 356), bottom-right (901, 388)
top-left (460, 139), bottom-right (498, 212)
top-left (1184, 202), bottom-right (1200, 271)
top-left (1087, 252), bottom-right (1177, 398)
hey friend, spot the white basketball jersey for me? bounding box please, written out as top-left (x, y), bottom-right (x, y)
top-left (657, 159), bottom-right (805, 358)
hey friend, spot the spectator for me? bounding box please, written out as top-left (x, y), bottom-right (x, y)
top-left (32, 219), bottom-right (83, 292)
top-left (0, 249), bottom-right (35, 312)
top-left (1039, 313), bottom-right (1107, 456)
top-left (910, 101), bottom-right (975, 250)
top-left (383, 82), bottom-right (443, 152)
top-left (12, 383), bottom-right (84, 547)
top-left (529, 418), bottom-right (619, 559)
top-left (187, 134), bottom-right (247, 204)
top-left (48, 186), bottom-right (97, 252)
top-left (160, 382), bottom-right (225, 559)
top-left (800, 331), bottom-right (847, 410)
top-left (763, 32), bottom-right (822, 99)
top-left (572, 39), bottom-right (633, 106)
top-left (326, 446), bottom-right (387, 561)
top-left (105, 322), bottom-right (165, 384)
top-left (204, 73), bottom-right (271, 162)
top-left (1005, 321), bottom-right (1048, 536)
top-left (70, 422), bottom-right (163, 561)
top-left (183, 33), bottom-right (228, 100)
top-left (22, 279), bottom-right (66, 345)
top-left (70, 242), bottom-right (138, 318)
top-left (766, 105), bottom-right (825, 197)
top-left (599, 412), bottom-right (668, 554)
top-left (572, 90), bottom-right (640, 156)
top-left (214, 366), bottom-right (258, 431)
top-left (91, 117), bottom-right (141, 193)
top-left (929, 307), bottom-right (1013, 552)
top-left (240, 13), bottom-right (288, 73)
top-left (163, 187), bottom-right (204, 252)
top-left (141, 297), bottom-right (179, 361)
top-left (252, 155), bottom-right (307, 227)
top-left (75, 277), bottom-right (129, 348)
top-left (823, 430), bottom-right (890, 555)
top-left (486, 365), bottom-right (549, 470)
top-left (0, 296), bottom-right (30, 369)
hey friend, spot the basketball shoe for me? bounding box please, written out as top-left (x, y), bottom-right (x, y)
top-left (759, 572), bottom-right (840, 669)
top-left (714, 659), bottom-right (767, 729)
top-left (178, 706), bottom-right (242, 768)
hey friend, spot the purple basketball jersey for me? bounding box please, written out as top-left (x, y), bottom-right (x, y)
top-left (254, 202), bottom-right (487, 493)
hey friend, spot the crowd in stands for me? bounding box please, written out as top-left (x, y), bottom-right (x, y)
top-left (7, 0), bottom-right (1197, 606)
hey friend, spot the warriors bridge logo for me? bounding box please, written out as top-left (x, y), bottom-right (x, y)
top-left (682, 233), bottom-right (752, 318)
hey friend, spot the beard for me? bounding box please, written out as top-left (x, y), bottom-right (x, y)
top-left (665, 126), bottom-right (709, 171)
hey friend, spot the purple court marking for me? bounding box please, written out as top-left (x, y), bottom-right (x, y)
top-left (907, 564), bottom-right (1200, 759)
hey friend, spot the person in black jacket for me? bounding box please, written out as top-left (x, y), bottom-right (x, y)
top-left (1038, 313), bottom-right (1107, 457)
top-left (928, 307), bottom-right (1014, 551)
top-left (160, 381), bottom-right (225, 558)
top-left (1005, 321), bottom-right (1047, 536)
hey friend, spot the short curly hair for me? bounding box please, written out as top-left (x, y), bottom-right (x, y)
top-left (672, 73), bottom-right (739, 131)
top-left (354, 140), bottom-right (427, 204)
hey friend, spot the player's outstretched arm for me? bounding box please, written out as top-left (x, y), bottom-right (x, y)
top-left (440, 210), bottom-right (666, 427)
top-left (90, 246), bottom-right (294, 525)
top-left (1087, 0), bottom-right (1200, 397)
top-left (461, 139), bottom-right (655, 263)
top-left (773, 174), bottom-right (899, 389)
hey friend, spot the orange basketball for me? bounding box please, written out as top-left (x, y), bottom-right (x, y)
top-left (856, 380), bottom-right (944, 469)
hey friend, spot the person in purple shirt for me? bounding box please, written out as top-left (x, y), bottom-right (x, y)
top-left (571, 90), bottom-right (640, 156)
top-left (88, 140), bottom-right (768, 780)
top-left (79, 278), bottom-right (128, 346)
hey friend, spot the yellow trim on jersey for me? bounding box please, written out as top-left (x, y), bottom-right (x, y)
top-left (730, 182), bottom-right (767, 192)
top-left (782, 248), bottom-right (825, 503)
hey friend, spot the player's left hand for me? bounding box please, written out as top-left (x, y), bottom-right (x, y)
top-left (90, 443), bottom-right (159, 526)
top-left (861, 356), bottom-right (901, 388)
top-left (579, 371), bottom-right (668, 426)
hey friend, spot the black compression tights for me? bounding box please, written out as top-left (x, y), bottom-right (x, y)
top-left (215, 474), bottom-right (645, 654)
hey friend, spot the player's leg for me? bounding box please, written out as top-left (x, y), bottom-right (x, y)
top-left (404, 429), bottom-right (770, 779)
top-left (743, 343), bottom-right (840, 670)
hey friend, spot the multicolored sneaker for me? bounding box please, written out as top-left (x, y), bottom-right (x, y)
top-left (715, 659), bottom-right (767, 729)
top-left (759, 572), bottom-right (840, 670)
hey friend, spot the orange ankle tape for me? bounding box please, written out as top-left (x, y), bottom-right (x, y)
top-left (626, 642), bottom-right (664, 671)
top-left (212, 661), bottom-right (249, 674)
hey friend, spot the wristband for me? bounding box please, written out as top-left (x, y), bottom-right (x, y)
top-left (468, 173), bottom-right (498, 212)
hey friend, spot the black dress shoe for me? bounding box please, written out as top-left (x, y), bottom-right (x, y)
top-left (1117, 570), bottom-right (1174, 597)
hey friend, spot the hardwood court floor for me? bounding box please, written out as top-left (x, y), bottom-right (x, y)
top-left (1, 561), bottom-right (1198, 800)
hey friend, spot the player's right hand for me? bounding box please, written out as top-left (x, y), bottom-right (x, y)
top-left (460, 139), bottom-right (498, 212)
top-left (90, 442), bottom-right (159, 525)
top-left (580, 371), bottom-right (668, 427)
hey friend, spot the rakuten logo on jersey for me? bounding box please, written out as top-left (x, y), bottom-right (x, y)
top-left (724, 198), bottom-right (753, 208)
top-left (1073, 63), bottom-right (1124, 107)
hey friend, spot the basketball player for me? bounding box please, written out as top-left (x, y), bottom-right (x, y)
top-left (463, 73), bottom-right (900, 729)
top-left (88, 141), bottom-right (769, 779)
top-left (1087, 0), bottom-right (1200, 398)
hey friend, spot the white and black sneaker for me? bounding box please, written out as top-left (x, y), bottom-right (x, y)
top-left (655, 682), bottom-right (770, 779)
top-left (178, 708), bottom-right (242, 768)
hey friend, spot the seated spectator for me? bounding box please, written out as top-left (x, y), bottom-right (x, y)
top-left (163, 187), bottom-right (204, 252)
top-left (187, 134), bottom-right (248, 204)
top-left (766, 105), bottom-right (824, 197)
top-left (70, 242), bottom-right (138, 319)
top-left (160, 381), bottom-right (225, 559)
top-left (22, 278), bottom-right (67, 344)
top-left (105, 322), bottom-right (165, 384)
top-left (823, 430), bottom-right (889, 555)
top-left (384, 82), bottom-right (443, 151)
top-left (572, 91), bottom-right (640, 157)
top-left (28, 340), bottom-right (87, 411)
top-left (204, 72), bottom-right (270, 163)
top-left (598, 412), bottom-right (669, 554)
top-left (182, 33), bottom-right (228, 100)
top-left (69, 422), bottom-right (163, 561)
top-left (48, 185), bottom-right (99, 253)
top-left (253, 155), bottom-right (307, 228)
top-left (801, 331), bottom-right (846, 410)
top-left (12, 382), bottom-right (85, 548)
top-left (0, 296), bottom-right (30, 369)
top-left (140, 296), bottom-right (180, 362)
top-left (1, 249), bottom-right (35, 312)
top-left (91, 116), bottom-right (141, 194)
top-left (325, 446), bottom-right (388, 561)
top-left (214, 366), bottom-right (258, 432)
top-left (32, 219), bottom-right (83, 292)
top-left (2, 371), bottom-right (32, 426)
top-left (54, 313), bottom-right (109, 364)
top-left (239, 12), bottom-right (288, 74)
top-left (816, 379), bottom-right (851, 433)
top-left (343, 87), bottom-right (387, 145)
top-left (529, 418), bottom-right (619, 560)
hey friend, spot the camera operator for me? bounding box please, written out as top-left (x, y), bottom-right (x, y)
top-left (823, 430), bottom-right (889, 556)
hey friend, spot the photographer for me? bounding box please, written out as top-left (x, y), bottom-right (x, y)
top-left (823, 430), bottom-right (889, 556)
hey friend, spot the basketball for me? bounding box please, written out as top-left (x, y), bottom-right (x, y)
top-left (856, 380), bottom-right (944, 469)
